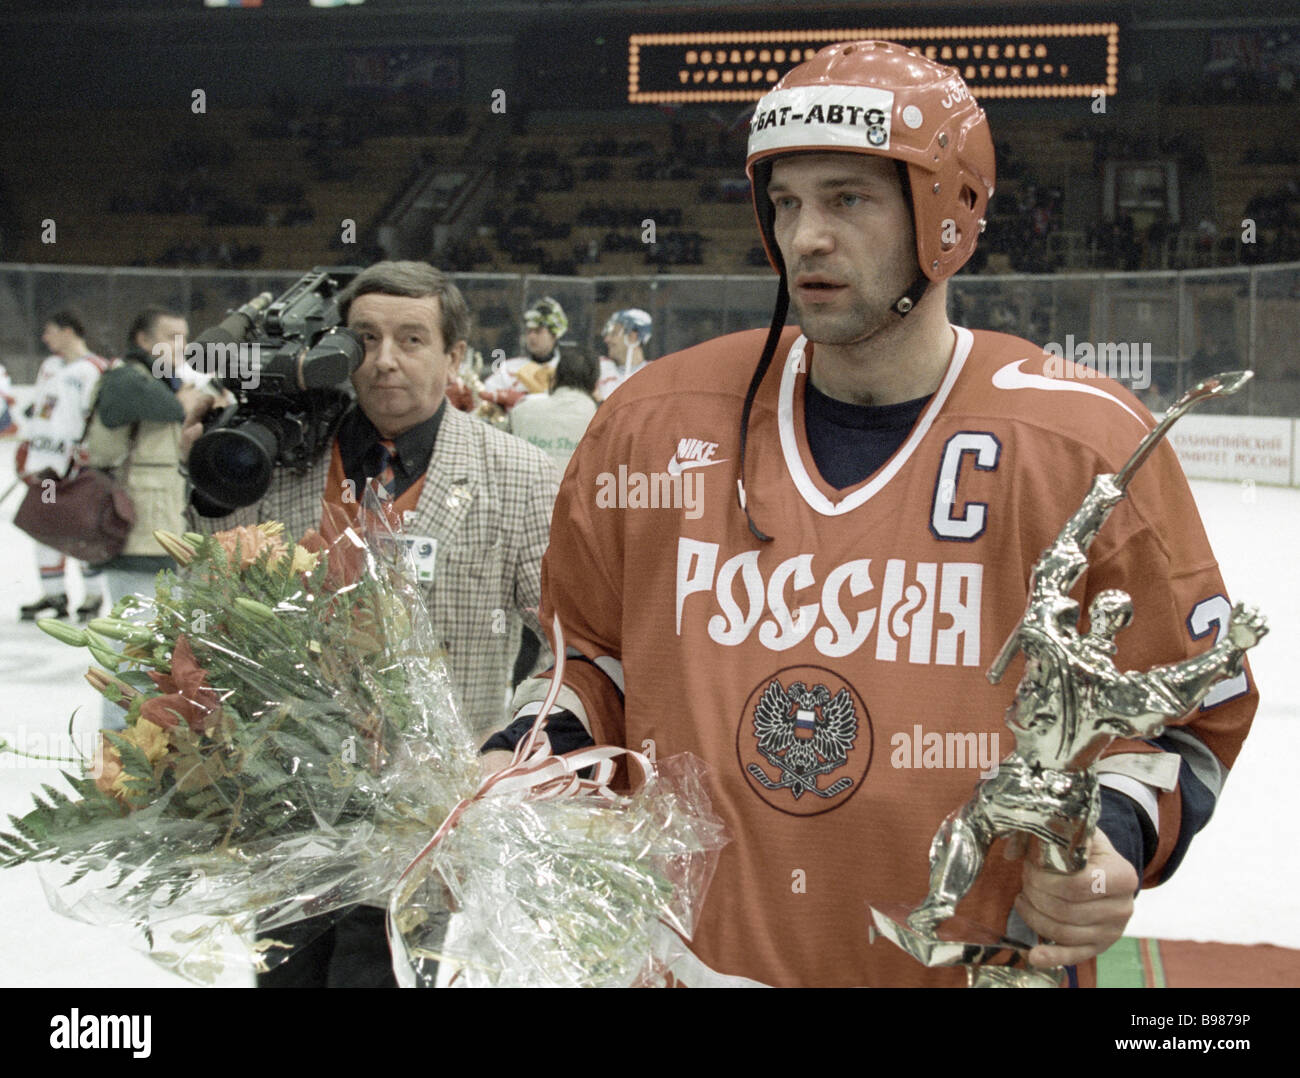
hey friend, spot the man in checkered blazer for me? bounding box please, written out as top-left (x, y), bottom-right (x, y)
top-left (190, 261), bottom-right (558, 739)
top-left (186, 262), bottom-right (558, 986)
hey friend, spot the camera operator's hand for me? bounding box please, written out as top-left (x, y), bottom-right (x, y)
top-left (176, 385), bottom-right (215, 426)
top-left (179, 419), bottom-right (205, 463)
top-left (176, 386), bottom-right (217, 464)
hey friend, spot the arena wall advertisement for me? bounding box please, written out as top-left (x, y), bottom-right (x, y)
top-left (1170, 415), bottom-right (1297, 487)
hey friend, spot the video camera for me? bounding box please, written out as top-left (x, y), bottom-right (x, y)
top-left (187, 267), bottom-right (364, 514)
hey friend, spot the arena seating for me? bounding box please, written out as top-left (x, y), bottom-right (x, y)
top-left (4, 103), bottom-right (1298, 277)
top-left (1, 103), bottom-right (473, 270)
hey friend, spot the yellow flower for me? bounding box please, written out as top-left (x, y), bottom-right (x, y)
top-left (289, 544), bottom-right (320, 574)
top-left (126, 718), bottom-right (170, 767)
top-left (93, 722), bottom-right (170, 805)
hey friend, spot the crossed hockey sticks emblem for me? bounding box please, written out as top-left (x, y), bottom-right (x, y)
top-left (747, 750), bottom-right (854, 799)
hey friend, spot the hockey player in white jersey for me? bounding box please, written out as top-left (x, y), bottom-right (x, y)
top-left (0, 362), bottom-right (17, 437)
top-left (16, 310), bottom-right (107, 621)
top-left (595, 307), bottom-right (653, 402)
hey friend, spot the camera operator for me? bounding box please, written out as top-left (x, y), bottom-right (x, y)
top-left (182, 261), bottom-right (553, 983)
top-left (84, 307), bottom-right (220, 729)
top-left (185, 262), bottom-right (557, 986)
top-left (188, 261), bottom-right (557, 736)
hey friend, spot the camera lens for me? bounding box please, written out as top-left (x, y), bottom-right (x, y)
top-left (188, 420), bottom-right (280, 510)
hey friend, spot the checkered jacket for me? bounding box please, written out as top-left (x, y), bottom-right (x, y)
top-left (190, 405), bottom-right (559, 737)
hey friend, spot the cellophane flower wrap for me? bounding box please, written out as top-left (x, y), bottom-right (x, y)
top-left (387, 701), bottom-right (730, 987)
top-left (1, 502), bottom-right (481, 981)
top-left (3, 500), bottom-right (730, 986)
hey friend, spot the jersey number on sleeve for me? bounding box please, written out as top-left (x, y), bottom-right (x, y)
top-left (1187, 594), bottom-right (1249, 708)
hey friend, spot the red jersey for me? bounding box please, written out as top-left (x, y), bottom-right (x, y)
top-left (538, 324), bottom-right (1258, 987)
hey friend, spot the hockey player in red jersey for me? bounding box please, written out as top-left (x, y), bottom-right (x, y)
top-left (483, 42), bottom-right (1259, 987)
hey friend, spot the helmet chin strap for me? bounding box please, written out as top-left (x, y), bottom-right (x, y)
top-left (736, 273), bottom-right (790, 543)
top-left (892, 274), bottom-right (929, 316)
top-left (890, 160), bottom-right (929, 317)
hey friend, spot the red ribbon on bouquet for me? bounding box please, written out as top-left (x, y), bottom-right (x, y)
top-left (385, 614), bottom-right (654, 985)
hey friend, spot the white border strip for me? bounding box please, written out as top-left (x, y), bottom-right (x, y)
top-left (778, 326), bottom-right (973, 515)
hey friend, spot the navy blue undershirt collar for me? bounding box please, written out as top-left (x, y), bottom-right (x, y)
top-left (803, 377), bottom-right (932, 491)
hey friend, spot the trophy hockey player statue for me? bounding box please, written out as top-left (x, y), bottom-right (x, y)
top-left (870, 371), bottom-right (1268, 988)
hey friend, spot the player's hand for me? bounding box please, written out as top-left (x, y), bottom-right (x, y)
top-left (1227, 605), bottom-right (1268, 650)
top-left (1011, 829), bottom-right (1138, 969)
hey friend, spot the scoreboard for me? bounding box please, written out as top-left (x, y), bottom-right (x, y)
top-left (628, 23), bottom-right (1119, 103)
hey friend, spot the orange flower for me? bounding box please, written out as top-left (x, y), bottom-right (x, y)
top-left (140, 635), bottom-right (224, 735)
top-left (93, 734), bottom-right (125, 801)
top-left (213, 524), bottom-right (288, 571)
top-left (92, 721), bottom-right (170, 805)
top-left (297, 528), bottom-right (327, 557)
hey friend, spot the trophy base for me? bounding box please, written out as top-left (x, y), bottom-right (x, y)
top-left (868, 903), bottom-right (1065, 988)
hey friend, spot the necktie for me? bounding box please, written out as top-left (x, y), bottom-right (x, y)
top-left (375, 438), bottom-right (399, 499)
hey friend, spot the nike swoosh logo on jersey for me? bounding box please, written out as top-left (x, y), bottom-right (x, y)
top-left (666, 456), bottom-right (731, 476)
top-left (992, 359), bottom-right (1148, 427)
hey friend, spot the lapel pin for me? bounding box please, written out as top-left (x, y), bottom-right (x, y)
top-left (446, 479), bottom-right (473, 511)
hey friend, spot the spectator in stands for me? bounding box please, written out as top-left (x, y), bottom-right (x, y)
top-left (82, 306), bottom-right (218, 730)
top-left (1189, 332), bottom-right (1239, 386)
top-left (595, 307), bottom-right (653, 403)
top-left (509, 350), bottom-right (598, 471)
top-left (17, 310), bottom-right (108, 623)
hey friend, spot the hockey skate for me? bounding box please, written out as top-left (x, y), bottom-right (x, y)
top-left (75, 595), bottom-right (104, 622)
top-left (20, 594), bottom-right (68, 621)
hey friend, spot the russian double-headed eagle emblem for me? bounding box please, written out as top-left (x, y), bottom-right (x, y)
top-left (747, 679), bottom-right (858, 800)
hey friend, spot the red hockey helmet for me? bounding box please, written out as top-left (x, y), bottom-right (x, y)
top-left (746, 40), bottom-right (996, 284)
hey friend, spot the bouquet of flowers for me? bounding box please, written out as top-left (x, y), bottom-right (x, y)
top-left (1, 505), bottom-right (480, 980)
top-left (2, 501), bottom-right (729, 986)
